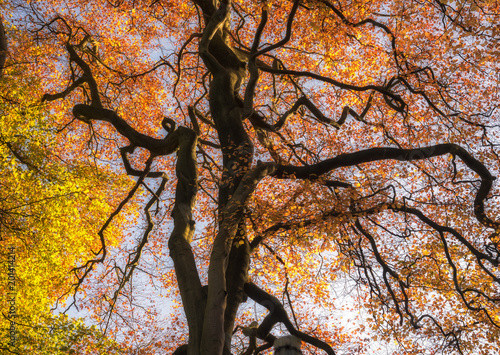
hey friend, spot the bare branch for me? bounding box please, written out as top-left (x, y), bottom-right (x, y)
top-left (272, 143), bottom-right (497, 229)
top-left (260, 66), bottom-right (405, 112)
top-left (244, 282), bottom-right (336, 355)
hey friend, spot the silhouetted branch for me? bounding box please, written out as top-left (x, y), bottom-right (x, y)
top-left (244, 282), bottom-right (336, 355)
top-left (272, 143), bottom-right (497, 229)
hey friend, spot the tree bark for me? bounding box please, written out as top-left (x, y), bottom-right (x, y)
top-left (0, 15), bottom-right (7, 78)
top-left (194, 1), bottom-right (258, 353)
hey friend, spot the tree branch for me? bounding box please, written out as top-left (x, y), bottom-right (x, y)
top-left (259, 66), bottom-right (405, 112)
top-left (199, 0), bottom-right (231, 74)
top-left (243, 0), bottom-right (300, 116)
top-left (272, 143), bottom-right (497, 229)
top-left (0, 15), bottom-right (7, 78)
top-left (166, 125), bottom-right (205, 355)
top-left (119, 145), bottom-right (166, 178)
top-left (244, 282), bottom-right (336, 355)
top-left (72, 104), bottom-right (183, 156)
top-left (201, 162), bottom-right (276, 355)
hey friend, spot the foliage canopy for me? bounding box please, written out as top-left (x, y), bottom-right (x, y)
top-left (2, 0), bottom-right (500, 354)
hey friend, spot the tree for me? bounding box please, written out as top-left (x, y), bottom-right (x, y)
top-left (3, 0), bottom-right (500, 354)
top-left (11, 314), bottom-right (124, 354)
top-left (0, 10), bottom-right (133, 353)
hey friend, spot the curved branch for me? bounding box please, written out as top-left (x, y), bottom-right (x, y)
top-left (104, 176), bottom-right (168, 332)
top-left (70, 101), bottom-right (204, 349)
top-left (65, 39), bottom-right (102, 108)
top-left (199, 1), bottom-right (231, 74)
top-left (191, 0), bottom-right (217, 21)
top-left (317, 0), bottom-right (402, 67)
top-left (393, 205), bottom-right (499, 269)
top-left (259, 66), bottom-right (405, 112)
top-left (244, 282), bottom-right (336, 355)
top-left (42, 76), bottom-right (87, 102)
top-left (243, 0), bottom-right (300, 116)
top-left (72, 104), bottom-right (182, 156)
top-left (354, 220), bottom-right (411, 326)
top-left (173, 33), bottom-right (202, 97)
top-left (271, 95), bottom-right (373, 131)
top-left (71, 159), bottom-right (152, 301)
top-left (252, 0), bottom-right (301, 58)
top-left (41, 33), bottom-right (104, 107)
top-left (353, 217), bottom-right (497, 353)
top-left (272, 144), bottom-right (497, 228)
top-left (119, 145), bottom-right (166, 178)
top-left (436, 228), bottom-right (500, 327)
top-left (242, 9), bottom-right (268, 116)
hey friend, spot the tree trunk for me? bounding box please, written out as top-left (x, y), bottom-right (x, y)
top-left (274, 336), bottom-right (302, 355)
top-left (0, 15), bottom-right (7, 77)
